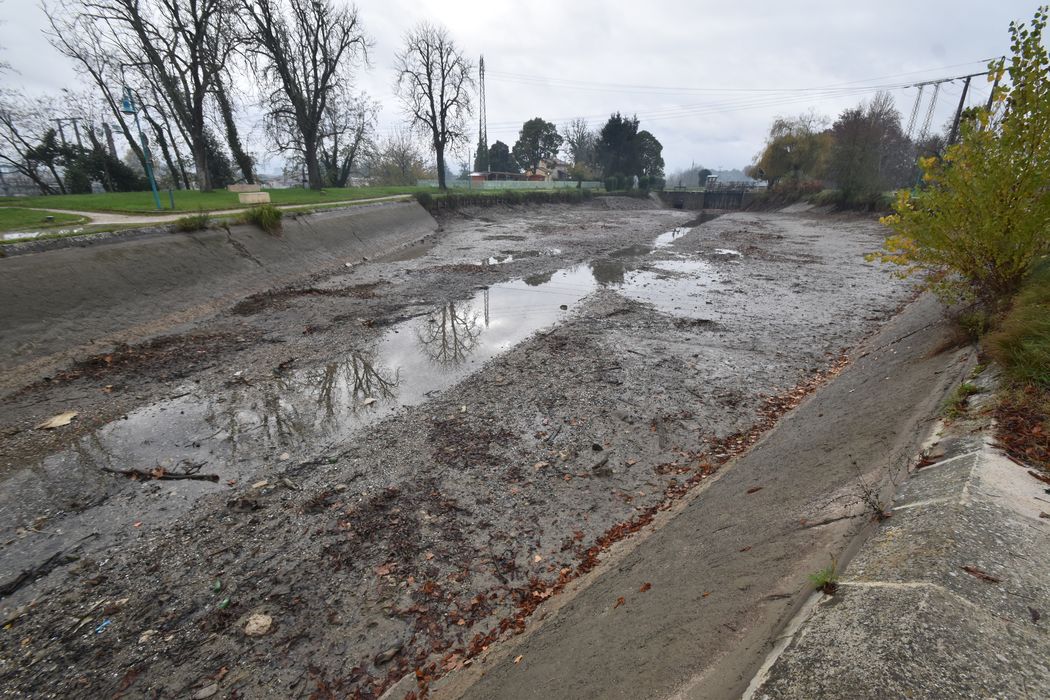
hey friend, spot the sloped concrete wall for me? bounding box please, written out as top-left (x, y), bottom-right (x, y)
top-left (0, 201), bottom-right (437, 376)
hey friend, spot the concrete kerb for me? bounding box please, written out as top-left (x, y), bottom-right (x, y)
top-left (748, 378), bottom-right (1050, 699)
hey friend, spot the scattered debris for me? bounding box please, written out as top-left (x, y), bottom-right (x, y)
top-left (102, 467), bottom-right (219, 483)
top-left (961, 566), bottom-right (1002, 583)
top-left (244, 613), bottom-right (273, 637)
top-left (192, 683), bottom-right (218, 699)
top-left (374, 644), bottom-right (402, 664)
top-left (35, 411), bottom-right (77, 430)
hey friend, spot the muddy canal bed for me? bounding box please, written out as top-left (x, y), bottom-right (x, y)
top-left (0, 202), bottom-right (908, 698)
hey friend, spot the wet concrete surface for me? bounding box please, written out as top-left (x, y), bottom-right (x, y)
top-left (0, 200), bottom-right (914, 698)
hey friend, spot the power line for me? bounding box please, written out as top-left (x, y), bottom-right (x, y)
top-left (485, 58), bottom-right (994, 97)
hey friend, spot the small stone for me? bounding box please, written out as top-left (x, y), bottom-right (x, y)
top-left (244, 613), bottom-right (273, 637)
top-left (374, 644), bottom-right (402, 664)
top-left (138, 629), bottom-right (157, 644)
top-left (193, 683), bottom-right (218, 699)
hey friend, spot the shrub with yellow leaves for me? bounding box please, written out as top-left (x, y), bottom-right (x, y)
top-left (871, 7), bottom-right (1050, 311)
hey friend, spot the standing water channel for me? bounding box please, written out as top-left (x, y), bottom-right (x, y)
top-left (0, 225), bottom-right (730, 583)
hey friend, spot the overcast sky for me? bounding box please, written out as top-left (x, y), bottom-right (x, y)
top-left (0, 0), bottom-right (1038, 176)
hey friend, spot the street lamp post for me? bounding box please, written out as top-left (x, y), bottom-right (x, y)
top-left (120, 86), bottom-right (163, 210)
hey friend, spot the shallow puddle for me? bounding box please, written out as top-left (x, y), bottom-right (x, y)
top-left (652, 227), bottom-right (691, 249)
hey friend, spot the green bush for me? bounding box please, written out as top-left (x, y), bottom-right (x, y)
top-left (604, 176), bottom-right (616, 192)
top-left (245, 203), bottom-right (283, 235)
top-left (638, 175), bottom-right (651, 191)
top-left (64, 164), bottom-right (93, 195)
top-left (988, 260), bottom-right (1050, 386)
top-left (173, 209), bottom-right (211, 232)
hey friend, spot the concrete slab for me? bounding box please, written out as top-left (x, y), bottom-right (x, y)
top-left (751, 425), bottom-right (1050, 698)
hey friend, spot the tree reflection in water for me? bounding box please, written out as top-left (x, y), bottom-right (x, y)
top-left (305, 348), bottom-right (400, 419)
top-left (203, 348), bottom-right (400, 451)
top-left (416, 300), bottom-right (484, 368)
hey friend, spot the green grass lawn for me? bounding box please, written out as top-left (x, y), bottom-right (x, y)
top-left (0, 207), bottom-right (86, 233)
top-left (0, 185), bottom-right (439, 215)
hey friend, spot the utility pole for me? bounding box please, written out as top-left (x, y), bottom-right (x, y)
top-left (946, 76), bottom-right (972, 146)
top-left (103, 122), bottom-right (118, 158)
top-left (53, 119), bottom-right (67, 146)
top-left (70, 117), bottom-right (83, 148)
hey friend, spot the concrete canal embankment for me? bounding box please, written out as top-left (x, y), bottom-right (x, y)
top-left (0, 201), bottom-right (438, 382)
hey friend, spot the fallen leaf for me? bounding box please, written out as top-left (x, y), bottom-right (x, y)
top-left (251, 480), bottom-right (268, 489)
top-left (739, 545), bottom-right (752, 552)
top-left (702, 591), bottom-right (711, 597)
top-left (513, 655), bottom-right (523, 664)
top-left (375, 563), bottom-right (393, 576)
top-left (746, 486), bottom-right (763, 494)
top-left (362, 397), bottom-right (377, 406)
top-left (639, 582), bottom-right (652, 593)
top-left (613, 596), bottom-right (625, 609)
top-left (961, 566), bottom-right (1002, 583)
top-left (533, 554), bottom-right (543, 563)
top-left (35, 411), bottom-right (78, 430)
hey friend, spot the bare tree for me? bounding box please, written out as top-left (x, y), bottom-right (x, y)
top-left (367, 127), bottom-right (428, 186)
top-left (318, 89), bottom-right (378, 187)
top-left (44, 3), bottom-right (150, 174)
top-left (562, 118), bottom-right (597, 168)
top-left (47, 0), bottom-right (238, 191)
top-left (239, 0), bottom-right (369, 190)
top-left (0, 90), bottom-right (64, 193)
top-left (394, 22), bottom-right (474, 190)
top-left (212, 71), bottom-right (256, 183)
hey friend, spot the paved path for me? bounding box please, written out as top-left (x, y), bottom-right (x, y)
top-left (433, 294), bottom-right (972, 700)
top-left (28, 194), bottom-right (414, 226)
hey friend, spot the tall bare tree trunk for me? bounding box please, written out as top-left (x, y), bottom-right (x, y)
top-left (214, 76), bottom-right (255, 184)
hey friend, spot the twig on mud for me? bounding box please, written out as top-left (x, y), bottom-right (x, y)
top-left (544, 424), bottom-right (563, 444)
top-left (101, 467), bottom-right (220, 482)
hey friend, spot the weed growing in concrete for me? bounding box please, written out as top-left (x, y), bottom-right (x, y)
top-left (942, 382), bottom-right (982, 420)
top-left (245, 204), bottom-right (283, 235)
top-left (809, 558), bottom-right (839, 595)
top-left (173, 209), bottom-right (211, 233)
top-left (856, 480), bottom-right (892, 522)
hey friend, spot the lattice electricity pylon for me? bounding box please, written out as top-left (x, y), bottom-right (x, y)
top-left (478, 55), bottom-right (488, 172)
top-left (917, 83), bottom-right (940, 141)
top-left (905, 85), bottom-right (925, 139)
